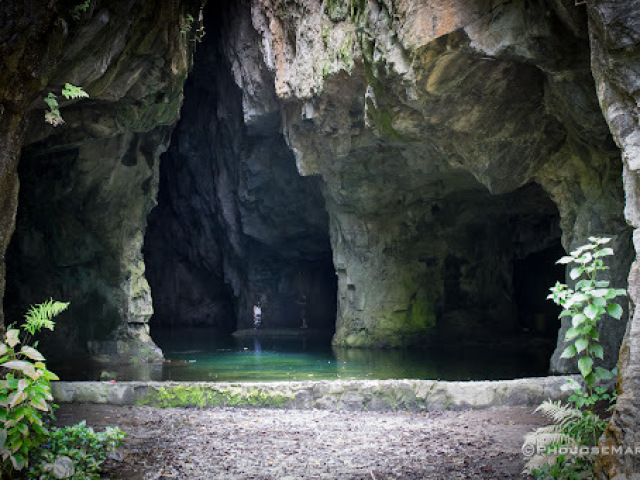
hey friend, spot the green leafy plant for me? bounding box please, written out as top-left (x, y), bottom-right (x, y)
top-left (70, 0), bottom-right (91, 21)
top-left (44, 83), bottom-right (89, 127)
top-left (180, 9), bottom-right (205, 42)
top-left (0, 300), bottom-right (69, 476)
top-left (550, 236), bottom-right (625, 403)
top-left (28, 421), bottom-right (126, 480)
top-left (523, 237), bottom-right (626, 478)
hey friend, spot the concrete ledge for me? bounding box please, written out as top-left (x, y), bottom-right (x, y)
top-left (52, 376), bottom-right (577, 411)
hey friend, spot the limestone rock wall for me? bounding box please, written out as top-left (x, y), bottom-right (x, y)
top-left (1, 0), bottom-right (638, 388)
top-left (219, 0), bottom-right (632, 363)
top-left (587, 1), bottom-right (640, 477)
top-left (2, 0), bottom-right (204, 361)
top-left (0, 2), bottom-right (72, 331)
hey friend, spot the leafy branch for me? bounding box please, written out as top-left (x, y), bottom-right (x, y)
top-left (44, 83), bottom-right (89, 127)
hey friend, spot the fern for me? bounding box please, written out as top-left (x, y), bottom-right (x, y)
top-left (535, 400), bottom-right (582, 426)
top-left (523, 400), bottom-right (606, 476)
top-left (61, 83), bottom-right (88, 100)
top-left (44, 84), bottom-right (88, 126)
top-left (22, 299), bottom-right (70, 336)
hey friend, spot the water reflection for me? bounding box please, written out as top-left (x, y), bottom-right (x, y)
top-left (47, 328), bottom-right (552, 382)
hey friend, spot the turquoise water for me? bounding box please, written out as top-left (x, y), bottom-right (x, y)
top-left (48, 328), bottom-right (553, 382)
top-left (152, 329), bottom-right (552, 382)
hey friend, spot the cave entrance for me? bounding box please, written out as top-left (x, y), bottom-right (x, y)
top-left (513, 242), bottom-right (566, 339)
top-left (435, 182), bottom-right (563, 362)
top-left (142, 5), bottom-right (338, 350)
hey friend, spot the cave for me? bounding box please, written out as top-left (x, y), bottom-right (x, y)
top-left (1, 0), bottom-right (634, 383)
top-left (2, 1), bottom-right (640, 473)
top-left (141, 15), bottom-right (338, 338)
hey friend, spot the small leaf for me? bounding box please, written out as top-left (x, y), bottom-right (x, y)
top-left (572, 314), bottom-right (586, 327)
top-left (607, 303), bottom-right (623, 319)
top-left (578, 356), bottom-right (593, 378)
top-left (19, 346), bottom-right (45, 362)
top-left (561, 344), bottom-right (577, 359)
top-left (584, 304), bottom-right (599, 320)
top-left (570, 268), bottom-right (583, 280)
top-left (593, 297), bottom-right (607, 307)
top-left (565, 327), bottom-right (581, 341)
top-left (575, 338), bottom-right (589, 353)
top-left (30, 396), bottom-right (48, 412)
top-left (557, 256), bottom-right (574, 264)
top-left (0, 343), bottom-right (7, 356)
top-left (594, 366), bottom-right (612, 380)
top-left (61, 83), bottom-right (89, 100)
top-left (6, 329), bottom-right (20, 348)
top-left (10, 452), bottom-right (26, 470)
top-left (589, 344), bottom-right (604, 359)
top-left (587, 328), bottom-right (600, 340)
top-left (2, 360), bottom-right (37, 379)
top-left (8, 390), bottom-right (27, 408)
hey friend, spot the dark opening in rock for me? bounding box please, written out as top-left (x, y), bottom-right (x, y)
top-left (513, 242), bottom-right (566, 339)
top-left (143, 3), bottom-right (337, 341)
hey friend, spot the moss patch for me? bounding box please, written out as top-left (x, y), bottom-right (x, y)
top-left (135, 385), bottom-right (294, 408)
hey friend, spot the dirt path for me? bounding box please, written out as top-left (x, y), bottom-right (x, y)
top-left (55, 404), bottom-right (546, 479)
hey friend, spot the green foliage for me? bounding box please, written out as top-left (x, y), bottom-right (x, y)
top-left (22, 299), bottom-right (70, 337)
top-left (1, 300), bottom-right (125, 479)
top-left (70, 0), bottom-right (91, 21)
top-left (523, 237), bottom-right (626, 478)
top-left (324, 0), bottom-right (366, 23)
top-left (548, 236), bottom-right (625, 395)
top-left (28, 421), bottom-right (125, 480)
top-left (180, 8), bottom-right (205, 42)
top-left (44, 84), bottom-right (89, 127)
top-left (0, 301), bottom-right (68, 477)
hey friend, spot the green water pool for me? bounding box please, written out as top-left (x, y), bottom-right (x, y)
top-left (47, 328), bottom-right (554, 382)
top-left (47, 328), bottom-right (554, 381)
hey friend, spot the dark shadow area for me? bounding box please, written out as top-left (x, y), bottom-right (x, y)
top-left (143, 0), bottom-right (337, 342)
top-left (434, 182), bottom-right (563, 359)
top-left (513, 242), bottom-right (566, 338)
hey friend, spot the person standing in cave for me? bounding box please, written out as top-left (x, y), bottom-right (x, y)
top-left (253, 302), bottom-right (262, 329)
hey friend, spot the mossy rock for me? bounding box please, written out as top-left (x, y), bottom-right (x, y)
top-left (135, 385), bottom-right (295, 408)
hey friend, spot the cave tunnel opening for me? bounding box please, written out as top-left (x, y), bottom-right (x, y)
top-left (143, 0), bottom-right (338, 356)
top-left (433, 181), bottom-right (564, 365)
top-left (513, 242), bottom-right (566, 339)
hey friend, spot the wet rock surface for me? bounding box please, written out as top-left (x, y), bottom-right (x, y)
top-left (56, 403), bottom-right (546, 479)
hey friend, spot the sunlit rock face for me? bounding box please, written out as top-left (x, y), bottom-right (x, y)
top-left (3, 0), bottom-right (204, 361)
top-left (214, 0), bottom-right (631, 364)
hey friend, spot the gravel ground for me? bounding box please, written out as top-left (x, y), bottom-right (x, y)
top-left (55, 404), bottom-right (546, 479)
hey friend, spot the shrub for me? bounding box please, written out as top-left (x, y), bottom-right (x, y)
top-left (28, 421), bottom-right (126, 480)
top-left (523, 237), bottom-right (626, 478)
top-left (0, 300), bottom-right (69, 476)
top-left (0, 300), bottom-right (126, 479)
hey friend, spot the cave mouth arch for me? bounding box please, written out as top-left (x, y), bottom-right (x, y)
top-left (347, 180), bottom-right (565, 362)
top-left (437, 182), bottom-right (564, 347)
top-left (141, 16), bottom-right (339, 346)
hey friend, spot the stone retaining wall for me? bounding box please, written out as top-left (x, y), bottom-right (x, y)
top-left (52, 376), bottom-right (576, 411)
